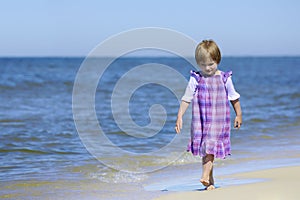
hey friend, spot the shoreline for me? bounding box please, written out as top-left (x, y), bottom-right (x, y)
top-left (2, 165), bottom-right (300, 200)
top-left (1, 125), bottom-right (299, 200)
top-left (154, 165), bottom-right (300, 200)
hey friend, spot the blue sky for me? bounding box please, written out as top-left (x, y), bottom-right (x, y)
top-left (1, 0), bottom-right (300, 56)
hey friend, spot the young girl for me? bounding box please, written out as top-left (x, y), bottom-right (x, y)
top-left (175, 40), bottom-right (242, 190)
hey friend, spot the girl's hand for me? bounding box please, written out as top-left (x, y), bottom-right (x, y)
top-left (175, 117), bottom-right (182, 134)
top-left (234, 115), bottom-right (242, 129)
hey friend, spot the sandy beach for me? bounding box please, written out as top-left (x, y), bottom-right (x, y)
top-left (1, 165), bottom-right (299, 200)
top-left (154, 166), bottom-right (300, 200)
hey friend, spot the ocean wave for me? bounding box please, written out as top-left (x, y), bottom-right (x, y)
top-left (89, 170), bottom-right (148, 183)
top-left (68, 163), bottom-right (149, 183)
top-left (0, 148), bottom-right (48, 154)
top-left (0, 148), bottom-right (80, 155)
top-left (248, 118), bottom-right (268, 123)
top-left (65, 152), bottom-right (202, 184)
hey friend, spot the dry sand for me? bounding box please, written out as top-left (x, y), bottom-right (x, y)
top-left (154, 166), bottom-right (300, 200)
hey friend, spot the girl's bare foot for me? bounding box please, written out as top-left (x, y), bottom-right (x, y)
top-left (200, 155), bottom-right (214, 187)
top-left (203, 166), bottom-right (215, 190)
top-left (206, 184), bottom-right (215, 191)
top-left (200, 178), bottom-right (210, 187)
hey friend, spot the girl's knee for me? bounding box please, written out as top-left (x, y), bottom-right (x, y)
top-left (203, 154), bottom-right (214, 163)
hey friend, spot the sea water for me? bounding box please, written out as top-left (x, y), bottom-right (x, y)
top-left (0, 57), bottom-right (299, 199)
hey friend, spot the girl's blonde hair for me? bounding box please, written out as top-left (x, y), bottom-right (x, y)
top-left (195, 40), bottom-right (221, 64)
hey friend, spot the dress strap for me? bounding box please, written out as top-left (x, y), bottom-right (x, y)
top-left (221, 71), bottom-right (232, 84)
top-left (190, 70), bottom-right (201, 82)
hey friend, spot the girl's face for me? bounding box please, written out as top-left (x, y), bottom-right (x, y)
top-left (198, 59), bottom-right (218, 76)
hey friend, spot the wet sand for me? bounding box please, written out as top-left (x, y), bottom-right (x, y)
top-left (0, 179), bottom-right (157, 200)
top-left (154, 166), bottom-right (300, 200)
top-left (1, 165), bottom-right (300, 200)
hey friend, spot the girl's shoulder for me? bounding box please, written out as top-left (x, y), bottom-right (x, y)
top-left (220, 70), bottom-right (232, 76)
top-left (190, 70), bottom-right (200, 75)
top-left (190, 70), bottom-right (232, 77)
top-left (220, 70), bottom-right (233, 83)
top-left (189, 70), bottom-right (234, 83)
top-left (190, 70), bottom-right (201, 82)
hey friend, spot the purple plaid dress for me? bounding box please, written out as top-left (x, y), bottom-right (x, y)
top-left (187, 70), bottom-right (232, 159)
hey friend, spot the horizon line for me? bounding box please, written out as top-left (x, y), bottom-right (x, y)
top-left (0, 54), bottom-right (300, 58)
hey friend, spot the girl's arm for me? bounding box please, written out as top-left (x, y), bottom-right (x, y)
top-left (175, 100), bottom-right (190, 134)
top-left (230, 99), bottom-right (242, 129)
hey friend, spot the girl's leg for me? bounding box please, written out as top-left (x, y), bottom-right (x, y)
top-left (206, 166), bottom-right (215, 190)
top-left (209, 166), bottom-right (214, 185)
top-left (200, 154), bottom-right (214, 187)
